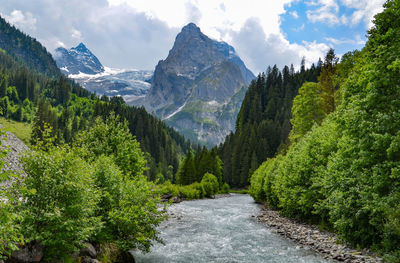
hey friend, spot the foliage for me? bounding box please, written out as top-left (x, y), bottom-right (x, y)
top-left (249, 0), bottom-right (400, 258)
top-left (0, 129), bottom-right (24, 260)
top-left (76, 113), bottom-right (146, 177)
top-left (106, 174), bottom-right (166, 252)
top-left (201, 173), bottom-right (219, 197)
top-left (18, 145), bottom-right (100, 260)
top-left (176, 146), bottom-right (223, 186)
top-left (0, 16), bottom-right (60, 77)
top-left (79, 116), bottom-right (167, 252)
top-left (289, 82), bottom-right (325, 143)
top-left (220, 183), bottom-right (230, 194)
top-left (317, 48), bottom-right (338, 115)
top-left (217, 63), bottom-right (322, 187)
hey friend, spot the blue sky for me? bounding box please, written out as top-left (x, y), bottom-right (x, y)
top-left (280, 1), bottom-right (372, 57)
top-left (0, 0), bottom-right (386, 74)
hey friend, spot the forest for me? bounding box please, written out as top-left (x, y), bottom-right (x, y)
top-left (1, 0), bottom-right (400, 261)
top-left (249, 1), bottom-right (400, 261)
top-left (0, 14), bottom-right (225, 261)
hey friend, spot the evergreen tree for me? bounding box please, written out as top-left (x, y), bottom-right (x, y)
top-left (318, 48), bottom-right (338, 114)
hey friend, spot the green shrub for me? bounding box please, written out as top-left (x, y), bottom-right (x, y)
top-left (220, 183), bottom-right (230, 194)
top-left (159, 181), bottom-right (180, 197)
top-left (179, 184), bottom-right (201, 200)
top-left (201, 173), bottom-right (219, 197)
top-left (19, 146), bottom-right (100, 260)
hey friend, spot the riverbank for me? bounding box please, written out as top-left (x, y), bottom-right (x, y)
top-left (256, 206), bottom-right (383, 263)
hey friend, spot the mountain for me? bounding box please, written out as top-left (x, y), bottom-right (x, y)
top-left (136, 23), bottom-right (255, 146)
top-left (54, 42), bottom-right (104, 75)
top-left (67, 67), bottom-right (152, 104)
top-left (0, 16), bottom-right (191, 181)
top-left (54, 43), bottom-right (153, 104)
top-left (0, 16), bottom-right (60, 77)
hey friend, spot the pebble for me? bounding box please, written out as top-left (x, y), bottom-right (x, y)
top-left (256, 207), bottom-right (382, 263)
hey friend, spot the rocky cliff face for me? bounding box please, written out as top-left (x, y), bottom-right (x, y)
top-left (55, 43), bottom-right (104, 75)
top-left (137, 23), bottom-right (254, 146)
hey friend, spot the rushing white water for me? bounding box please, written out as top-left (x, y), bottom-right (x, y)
top-left (132, 194), bottom-right (334, 263)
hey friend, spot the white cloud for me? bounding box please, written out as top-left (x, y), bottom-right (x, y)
top-left (107, 0), bottom-right (292, 40)
top-left (0, 0), bottom-right (384, 73)
top-left (290, 10), bottom-right (299, 19)
top-left (340, 0), bottom-right (385, 28)
top-left (3, 10), bottom-right (37, 31)
top-left (106, 0), bottom-right (330, 73)
top-left (324, 34), bottom-right (365, 45)
top-left (306, 0), bottom-right (340, 25)
top-left (305, 0), bottom-right (385, 28)
top-left (231, 18), bottom-right (329, 73)
top-left (71, 28), bottom-right (82, 40)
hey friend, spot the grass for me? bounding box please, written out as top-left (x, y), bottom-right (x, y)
top-left (0, 118), bottom-right (32, 146)
top-left (230, 189), bottom-right (249, 194)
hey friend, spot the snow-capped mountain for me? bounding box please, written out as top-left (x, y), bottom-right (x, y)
top-left (54, 43), bottom-right (153, 103)
top-left (69, 68), bottom-right (152, 104)
top-left (55, 43), bottom-right (104, 75)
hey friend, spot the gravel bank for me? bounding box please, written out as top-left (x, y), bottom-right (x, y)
top-left (256, 207), bottom-right (383, 263)
top-left (0, 127), bottom-right (29, 188)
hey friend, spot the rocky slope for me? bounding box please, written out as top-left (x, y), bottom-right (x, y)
top-left (0, 127), bottom-right (29, 190)
top-left (136, 23), bottom-right (255, 146)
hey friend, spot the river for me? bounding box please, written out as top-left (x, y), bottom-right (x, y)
top-left (132, 194), bottom-right (334, 263)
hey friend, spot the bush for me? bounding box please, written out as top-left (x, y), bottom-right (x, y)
top-left (159, 181), bottom-right (179, 197)
top-left (220, 183), bottom-right (230, 194)
top-left (19, 146), bottom-right (100, 260)
top-left (201, 173), bottom-right (219, 197)
top-left (107, 175), bottom-right (167, 252)
top-left (76, 113), bottom-right (146, 178)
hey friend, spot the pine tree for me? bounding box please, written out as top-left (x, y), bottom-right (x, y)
top-left (318, 48), bottom-right (338, 114)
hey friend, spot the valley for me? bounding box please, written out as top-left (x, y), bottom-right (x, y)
top-left (1, 1), bottom-right (400, 263)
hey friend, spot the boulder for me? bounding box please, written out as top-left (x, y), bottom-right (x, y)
top-left (6, 241), bottom-right (43, 263)
top-left (79, 243), bottom-right (97, 258)
top-left (161, 193), bottom-right (173, 202)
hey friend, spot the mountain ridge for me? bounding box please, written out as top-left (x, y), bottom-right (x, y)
top-left (54, 43), bottom-right (153, 103)
top-left (55, 42), bottom-right (104, 75)
top-left (136, 23), bottom-right (255, 146)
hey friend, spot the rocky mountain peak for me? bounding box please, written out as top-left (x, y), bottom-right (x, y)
top-left (73, 42), bottom-right (89, 52)
top-left (136, 23), bottom-right (255, 146)
top-left (54, 42), bottom-right (104, 75)
top-left (181, 22), bottom-right (201, 34)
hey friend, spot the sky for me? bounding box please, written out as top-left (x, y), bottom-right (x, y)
top-left (0, 0), bottom-right (385, 74)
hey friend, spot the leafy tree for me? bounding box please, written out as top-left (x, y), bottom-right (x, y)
top-left (289, 82), bottom-right (325, 142)
top-left (249, 1), bottom-right (400, 259)
top-left (201, 173), bottom-right (219, 197)
top-left (76, 113), bottom-right (146, 178)
top-left (19, 145), bottom-right (100, 260)
top-left (92, 156), bottom-right (166, 252)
